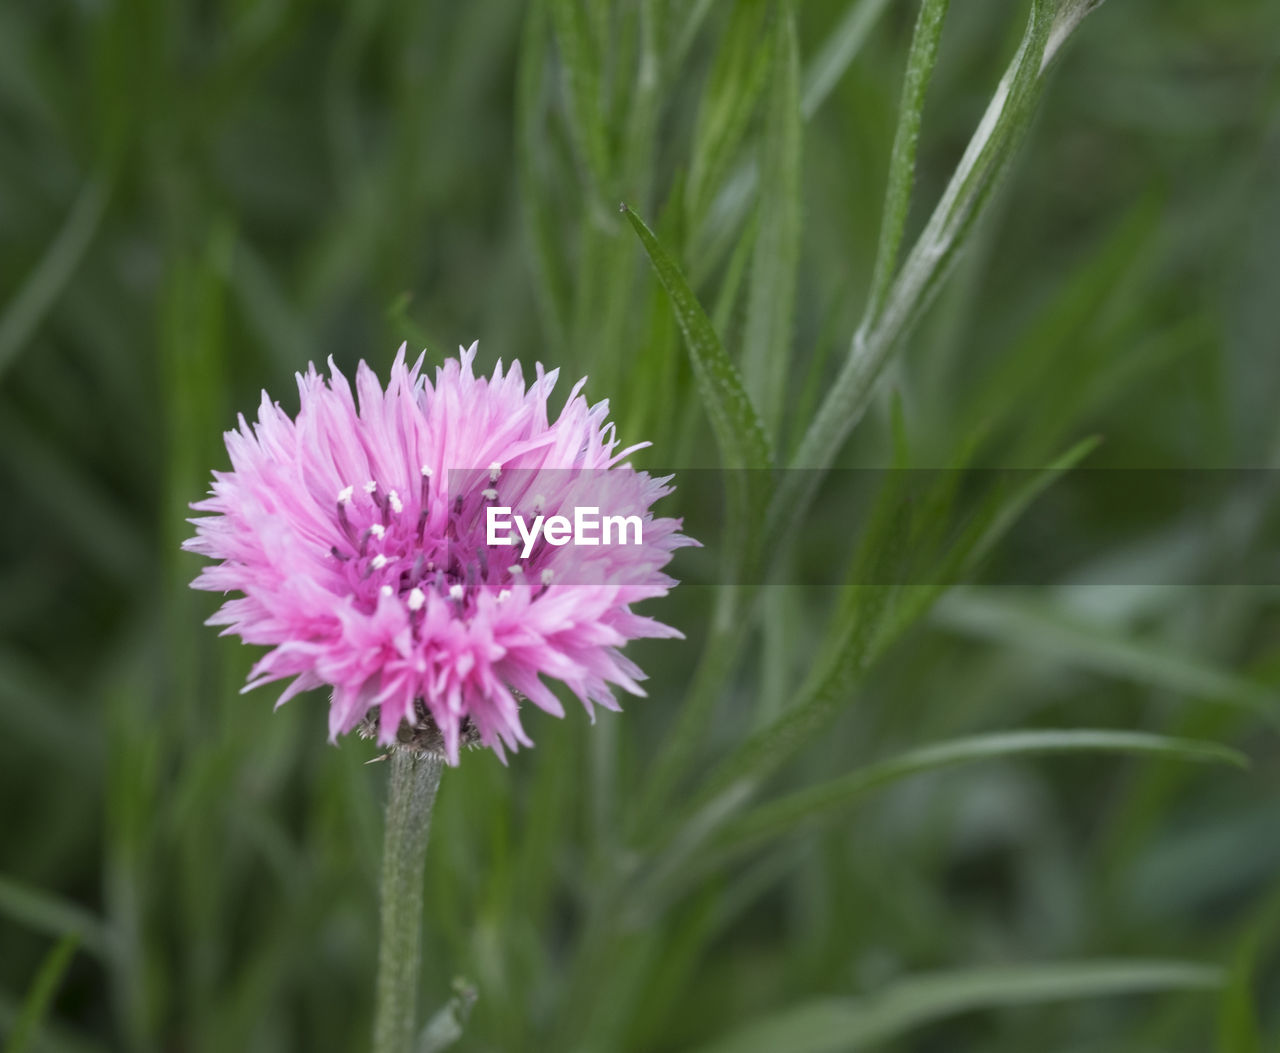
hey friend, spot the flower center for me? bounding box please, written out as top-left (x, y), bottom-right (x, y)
top-left (329, 467), bottom-right (531, 616)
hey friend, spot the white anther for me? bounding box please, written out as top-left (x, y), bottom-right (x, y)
top-left (408, 587), bottom-right (425, 611)
top-left (481, 488), bottom-right (498, 501)
top-left (532, 493), bottom-right (546, 513)
top-left (489, 462), bottom-right (501, 482)
top-left (363, 480), bottom-right (378, 495)
top-left (369, 524), bottom-right (386, 540)
top-left (497, 589), bottom-right (511, 603)
top-left (337, 485), bottom-right (354, 504)
top-left (379, 584), bottom-right (394, 597)
top-left (448, 584), bottom-right (464, 600)
top-left (508, 565), bottom-right (524, 575)
top-left (388, 490), bottom-right (403, 514)
top-left (540, 569), bottom-right (554, 586)
top-left (371, 554), bottom-right (389, 569)
top-left (420, 464), bottom-right (433, 478)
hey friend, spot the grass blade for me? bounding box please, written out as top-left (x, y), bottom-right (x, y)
top-left (2, 935), bottom-right (79, 1053)
top-left (631, 441), bottom-right (1095, 888)
top-left (704, 442), bottom-right (1094, 806)
top-left (1216, 949), bottom-right (1263, 1053)
top-left (800, 0), bottom-right (894, 119)
top-left (690, 960), bottom-right (1223, 1053)
top-left (710, 210), bottom-right (759, 345)
top-left (932, 589), bottom-right (1280, 722)
top-left (638, 723), bottom-right (1245, 916)
top-left (622, 204), bottom-right (774, 478)
top-left (771, 0), bottom-right (1108, 563)
top-left (865, 0), bottom-right (950, 322)
top-left (517, 0), bottom-right (571, 348)
top-left (0, 175), bottom-right (109, 382)
top-left (550, 0), bottom-right (611, 208)
top-left (0, 414), bottom-right (148, 581)
top-left (0, 876), bottom-right (111, 962)
top-left (669, 0), bottom-right (717, 77)
top-left (740, 3), bottom-right (801, 438)
top-left (684, 0), bottom-right (776, 229)
top-left (1214, 881), bottom-right (1280, 1053)
top-left (689, 0), bottom-right (892, 287)
top-left (717, 729), bottom-right (1248, 855)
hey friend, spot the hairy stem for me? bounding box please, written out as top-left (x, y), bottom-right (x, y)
top-left (372, 748), bottom-right (445, 1053)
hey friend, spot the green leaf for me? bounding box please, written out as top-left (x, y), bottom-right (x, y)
top-left (0, 175), bottom-right (110, 383)
top-left (622, 185), bottom-right (686, 445)
top-left (0, 649), bottom-right (102, 771)
top-left (865, 0), bottom-right (950, 322)
top-left (772, 0), bottom-right (1107, 560)
top-left (638, 722), bottom-right (1244, 917)
top-left (631, 439), bottom-right (1096, 892)
top-left (1216, 947), bottom-right (1263, 1053)
top-left (581, 3), bottom-right (661, 398)
top-left (622, 203), bottom-right (774, 607)
top-left (684, 0), bottom-right (776, 228)
top-left (2, 935), bottom-right (79, 1053)
top-left (875, 436), bottom-right (1100, 642)
top-left (957, 195), bottom-right (1163, 454)
top-left (549, 0), bottom-right (611, 208)
top-left (740, 3), bottom-right (801, 438)
top-left (717, 729), bottom-right (1247, 856)
top-left (627, 608), bottom-right (759, 842)
top-left (702, 441), bottom-right (1093, 808)
top-left (159, 225), bottom-right (234, 577)
top-left (416, 978), bottom-right (478, 1053)
top-left (688, 0), bottom-right (891, 286)
top-left (710, 210), bottom-right (759, 344)
top-left (0, 414), bottom-right (147, 582)
top-left (629, 457), bottom-right (915, 868)
top-left (622, 204), bottom-right (774, 477)
top-left (1044, 0), bottom-right (1110, 70)
top-left (0, 876), bottom-right (110, 962)
top-left (1214, 881), bottom-right (1280, 1053)
top-left (516, 0), bottom-right (571, 348)
top-left (932, 589), bottom-right (1280, 722)
top-left (668, 0), bottom-right (717, 78)
top-left (227, 239), bottom-right (314, 384)
top-left (800, 0), bottom-right (894, 119)
top-left (690, 960), bottom-right (1223, 1053)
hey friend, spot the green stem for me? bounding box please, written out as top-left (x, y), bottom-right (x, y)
top-left (372, 748), bottom-right (445, 1053)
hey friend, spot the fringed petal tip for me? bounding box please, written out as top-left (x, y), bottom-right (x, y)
top-left (185, 341), bottom-right (693, 763)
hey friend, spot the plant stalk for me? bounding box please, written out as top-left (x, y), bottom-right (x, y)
top-left (372, 747), bottom-right (445, 1053)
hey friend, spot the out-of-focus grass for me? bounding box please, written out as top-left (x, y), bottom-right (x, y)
top-left (1, 1), bottom-right (1279, 1051)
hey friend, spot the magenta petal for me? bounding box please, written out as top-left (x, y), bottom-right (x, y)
top-left (185, 343), bottom-right (690, 763)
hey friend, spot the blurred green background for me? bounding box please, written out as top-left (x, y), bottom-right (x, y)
top-left (2, 0), bottom-right (1279, 1050)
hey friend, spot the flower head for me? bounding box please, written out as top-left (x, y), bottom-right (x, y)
top-left (185, 342), bottom-right (692, 763)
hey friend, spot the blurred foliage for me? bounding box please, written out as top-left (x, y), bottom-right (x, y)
top-left (1, 0), bottom-right (1279, 1050)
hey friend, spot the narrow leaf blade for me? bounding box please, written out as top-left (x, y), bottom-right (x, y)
top-left (741, 4), bottom-right (801, 438)
top-left (3, 935), bottom-right (80, 1053)
top-left (622, 205), bottom-right (774, 475)
top-left (692, 960), bottom-right (1222, 1053)
top-left (0, 875), bottom-right (111, 962)
top-left (718, 729), bottom-right (1248, 855)
top-left (933, 589), bottom-right (1280, 721)
top-left (865, 0), bottom-right (950, 321)
top-left (801, 0), bottom-right (893, 119)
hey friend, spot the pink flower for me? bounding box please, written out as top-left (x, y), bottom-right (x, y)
top-left (185, 342), bottom-right (693, 763)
